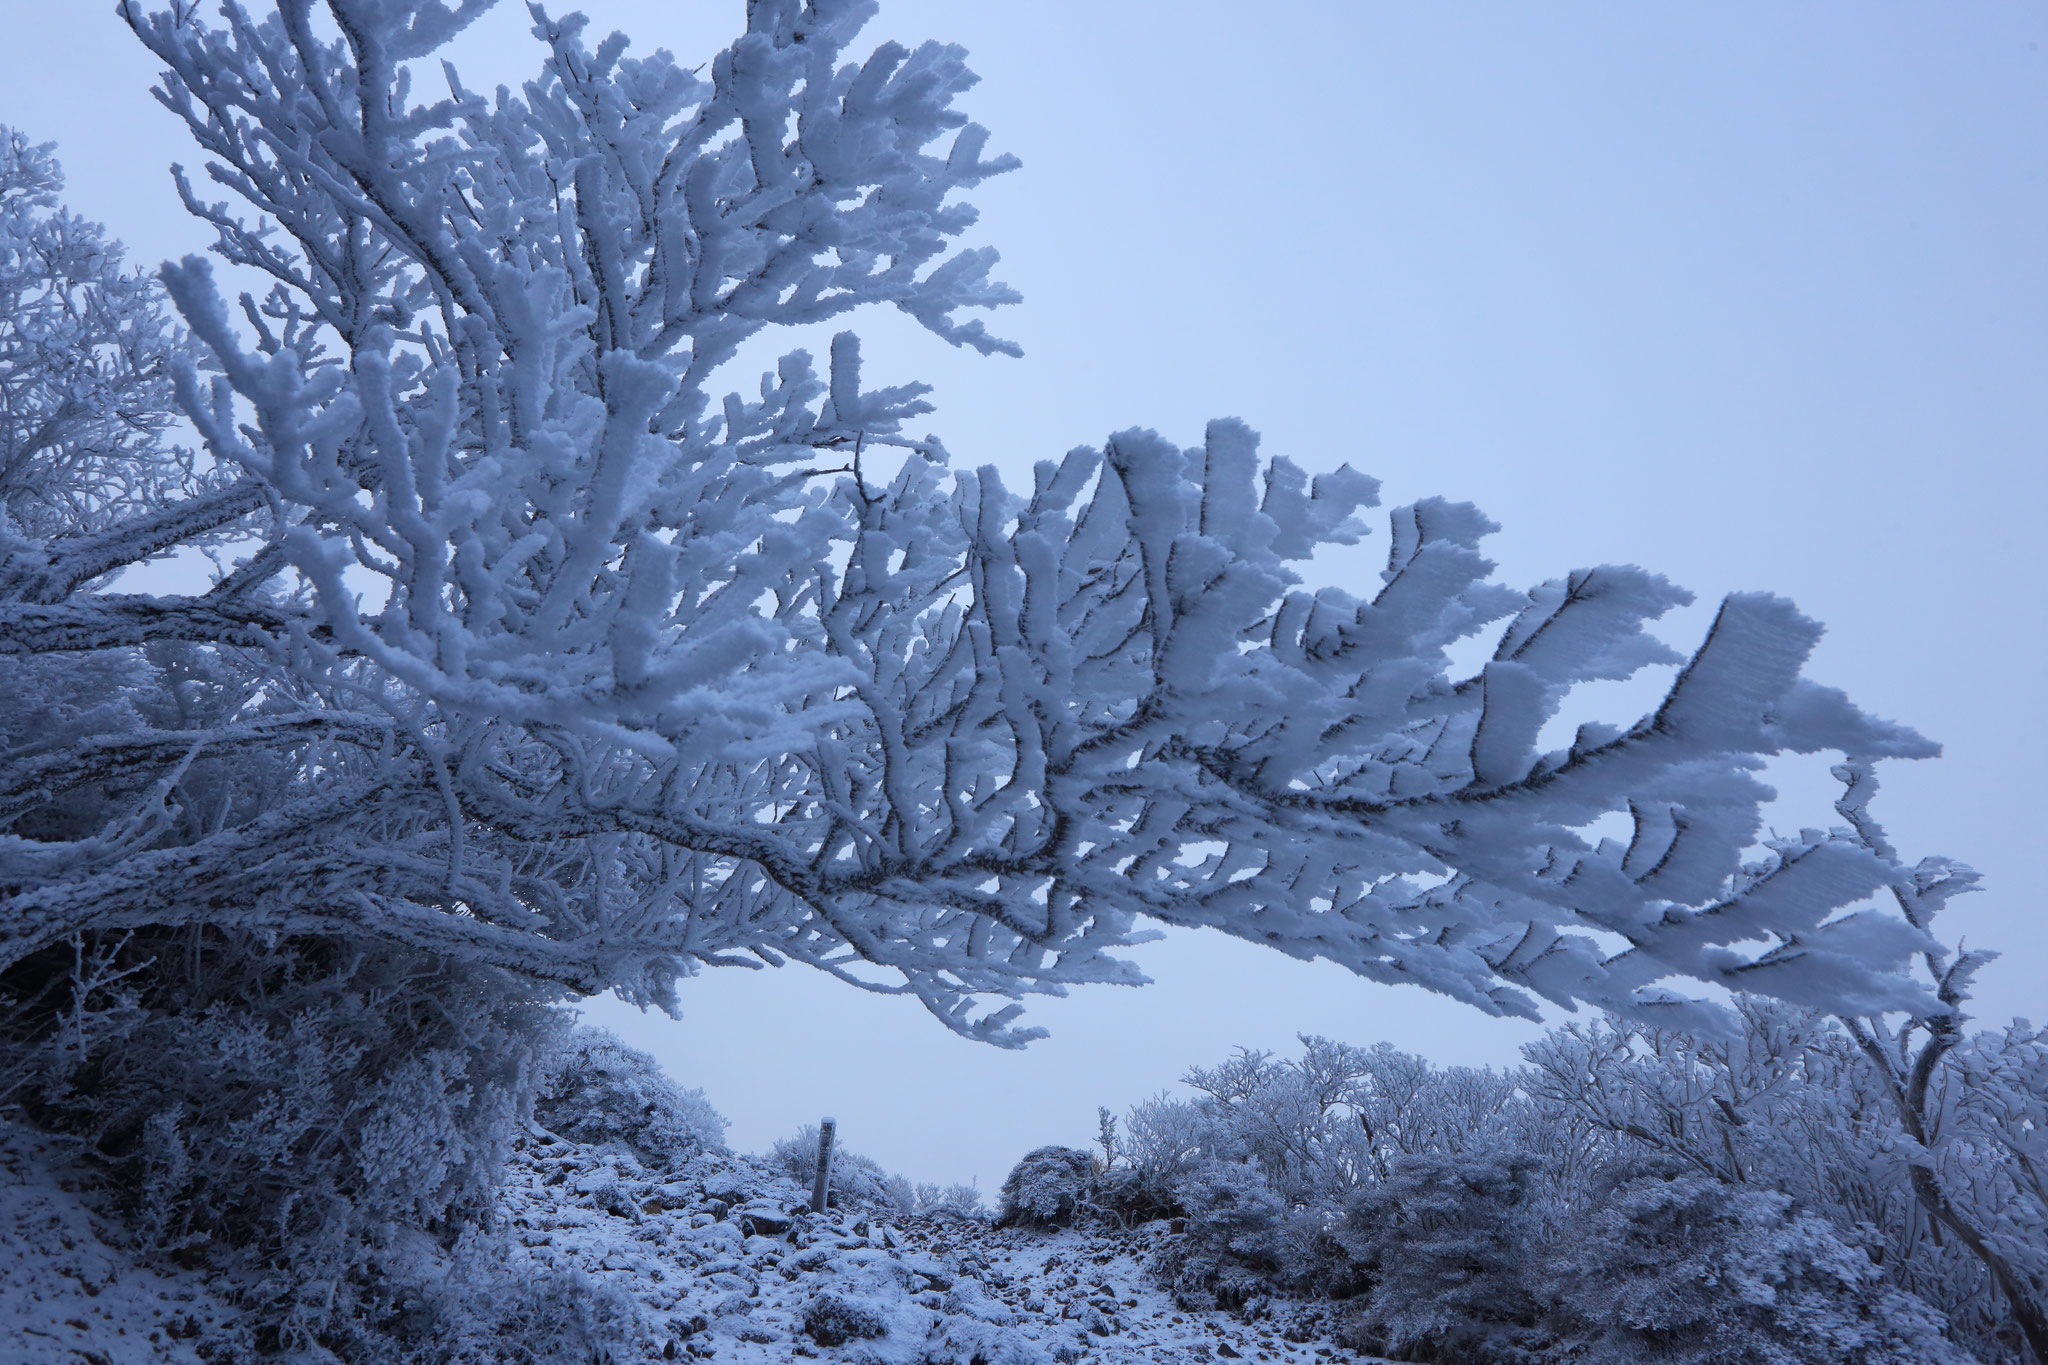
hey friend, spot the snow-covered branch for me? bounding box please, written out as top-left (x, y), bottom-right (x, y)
top-left (0, 0), bottom-right (1968, 1047)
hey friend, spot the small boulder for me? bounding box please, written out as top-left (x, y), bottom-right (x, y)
top-left (739, 1207), bottom-right (793, 1237)
top-left (803, 1291), bottom-right (890, 1347)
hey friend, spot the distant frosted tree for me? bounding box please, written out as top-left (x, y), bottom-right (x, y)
top-left (0, 0), bottom-right (1969, 1051)
top-left (913, 1181), bottom-right (985, 1218)
top-left (0, 128), bottom-right (205, 544)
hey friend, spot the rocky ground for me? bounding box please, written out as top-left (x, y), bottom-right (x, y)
top-left (2, 1120), bottom-right (1390, 1364)
top-left (499, 1128), bottom-right (1386, 1365)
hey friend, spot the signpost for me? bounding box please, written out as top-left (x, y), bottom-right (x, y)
top-left (810, 1118), bottom-right (836, 1215)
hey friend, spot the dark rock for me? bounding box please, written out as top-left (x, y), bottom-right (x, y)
top-left (739, 1208), bottom-right (792, 1236)
top-left (802, 1292), bottom-right (889, 1347)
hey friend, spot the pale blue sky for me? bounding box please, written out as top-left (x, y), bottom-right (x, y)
top-left (4, 1), bottom-right (2042, 1191)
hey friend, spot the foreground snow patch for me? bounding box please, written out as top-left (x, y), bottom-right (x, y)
top-left (0, 1123), bottom-right (243, 1364)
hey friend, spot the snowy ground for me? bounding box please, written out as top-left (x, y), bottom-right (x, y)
top-left (0, 1124), bottom-right (246, 1364)
top-left (494, 1128), bottom-right (1388, 1364)
top-left (0, 1120), bottom-right (1390, 1364)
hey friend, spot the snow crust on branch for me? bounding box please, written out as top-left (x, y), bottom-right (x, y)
top-left (0, 0), bottom-right (1969, 1044)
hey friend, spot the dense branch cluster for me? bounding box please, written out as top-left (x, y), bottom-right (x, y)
top-left (0, 0), bottom-right (1974, 1047)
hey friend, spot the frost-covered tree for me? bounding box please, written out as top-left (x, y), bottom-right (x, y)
top-left (0, 128), bottom-right (206, 544)
top-left (1067, 1022), bottom-right (2032, 1360)
top-left (1171, 1036), bottom-right (1521, 1205)
top-left (0, 0), bottom-right (1971, 1056)
top-left (1529, 987), bottom-right (2047, 1362)
top-left (1827, 762), bottom-right (2048, 1363)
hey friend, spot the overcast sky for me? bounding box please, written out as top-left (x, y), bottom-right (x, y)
top-left (5, 1), bottom-right (2042, 1193)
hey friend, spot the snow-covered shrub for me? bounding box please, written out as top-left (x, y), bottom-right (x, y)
top-left (1334, 1143), bottom-right (1552, 1364)
top-left (3, 927), bottom-right (560, 1357)
top-left (996, 1145), bottom-right (1098, 1228)
top-left (1091, 1164), bottom-right (1184, 1227)
top-left (388, 1233), bottom-right (642, 1365)
top-left (1176, 1160), bottom-right (1285, 1267)
top-left (768, 1123), bottom-right (915, 1215)
top-left (914, 1181), bottom-right (989, 1219)
top-left (533, 1026), bottom-right (727, 1169)
top-left (1543, 1164), bottom-right (1970, 1365)
top-left (1151, 1158), bottom-right (1293, 1313)
top-left (1107, 1090), bottom-right (1218, 1222)
top-left (1528, 995), bottom-right (2045, 1363)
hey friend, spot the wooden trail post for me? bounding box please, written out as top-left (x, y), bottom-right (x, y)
top-left (810, 1117), bottom-right (836, 1215)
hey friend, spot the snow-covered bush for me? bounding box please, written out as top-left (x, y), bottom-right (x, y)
top-left (914, 1181), bottom-right (989, 1218)
top-left (1099, 1090), bottom-right (1218, 1223)
top-left (1543, 1164), bottom-right (1971, 1365)
top-left (1110, 1013), bottom-right (2026, 1361)
top-left (1157, 1159), bottom-right (1290, 1312)
top-left (398, 1234), bottom-right (642, 1365)
top-left (4, 927), bottom-right (560, 1356)
top-left (1176, 1160), bottom-right (1285, 1265)
top-left (996, 1145), bottom-right (1098, 1228)
top-left (803, 1290), bottom-right (892, 1346)
top-left (1334, 1143), bottom-right (1551, 1363)
top-left (1091, 1163), bottom-right (1184, 1228)
top-left (533, 1026), bottom-right (727, 1169)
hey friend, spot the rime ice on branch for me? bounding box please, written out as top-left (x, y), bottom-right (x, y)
top-left (0, 0), bottom-right (1969, 1044)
